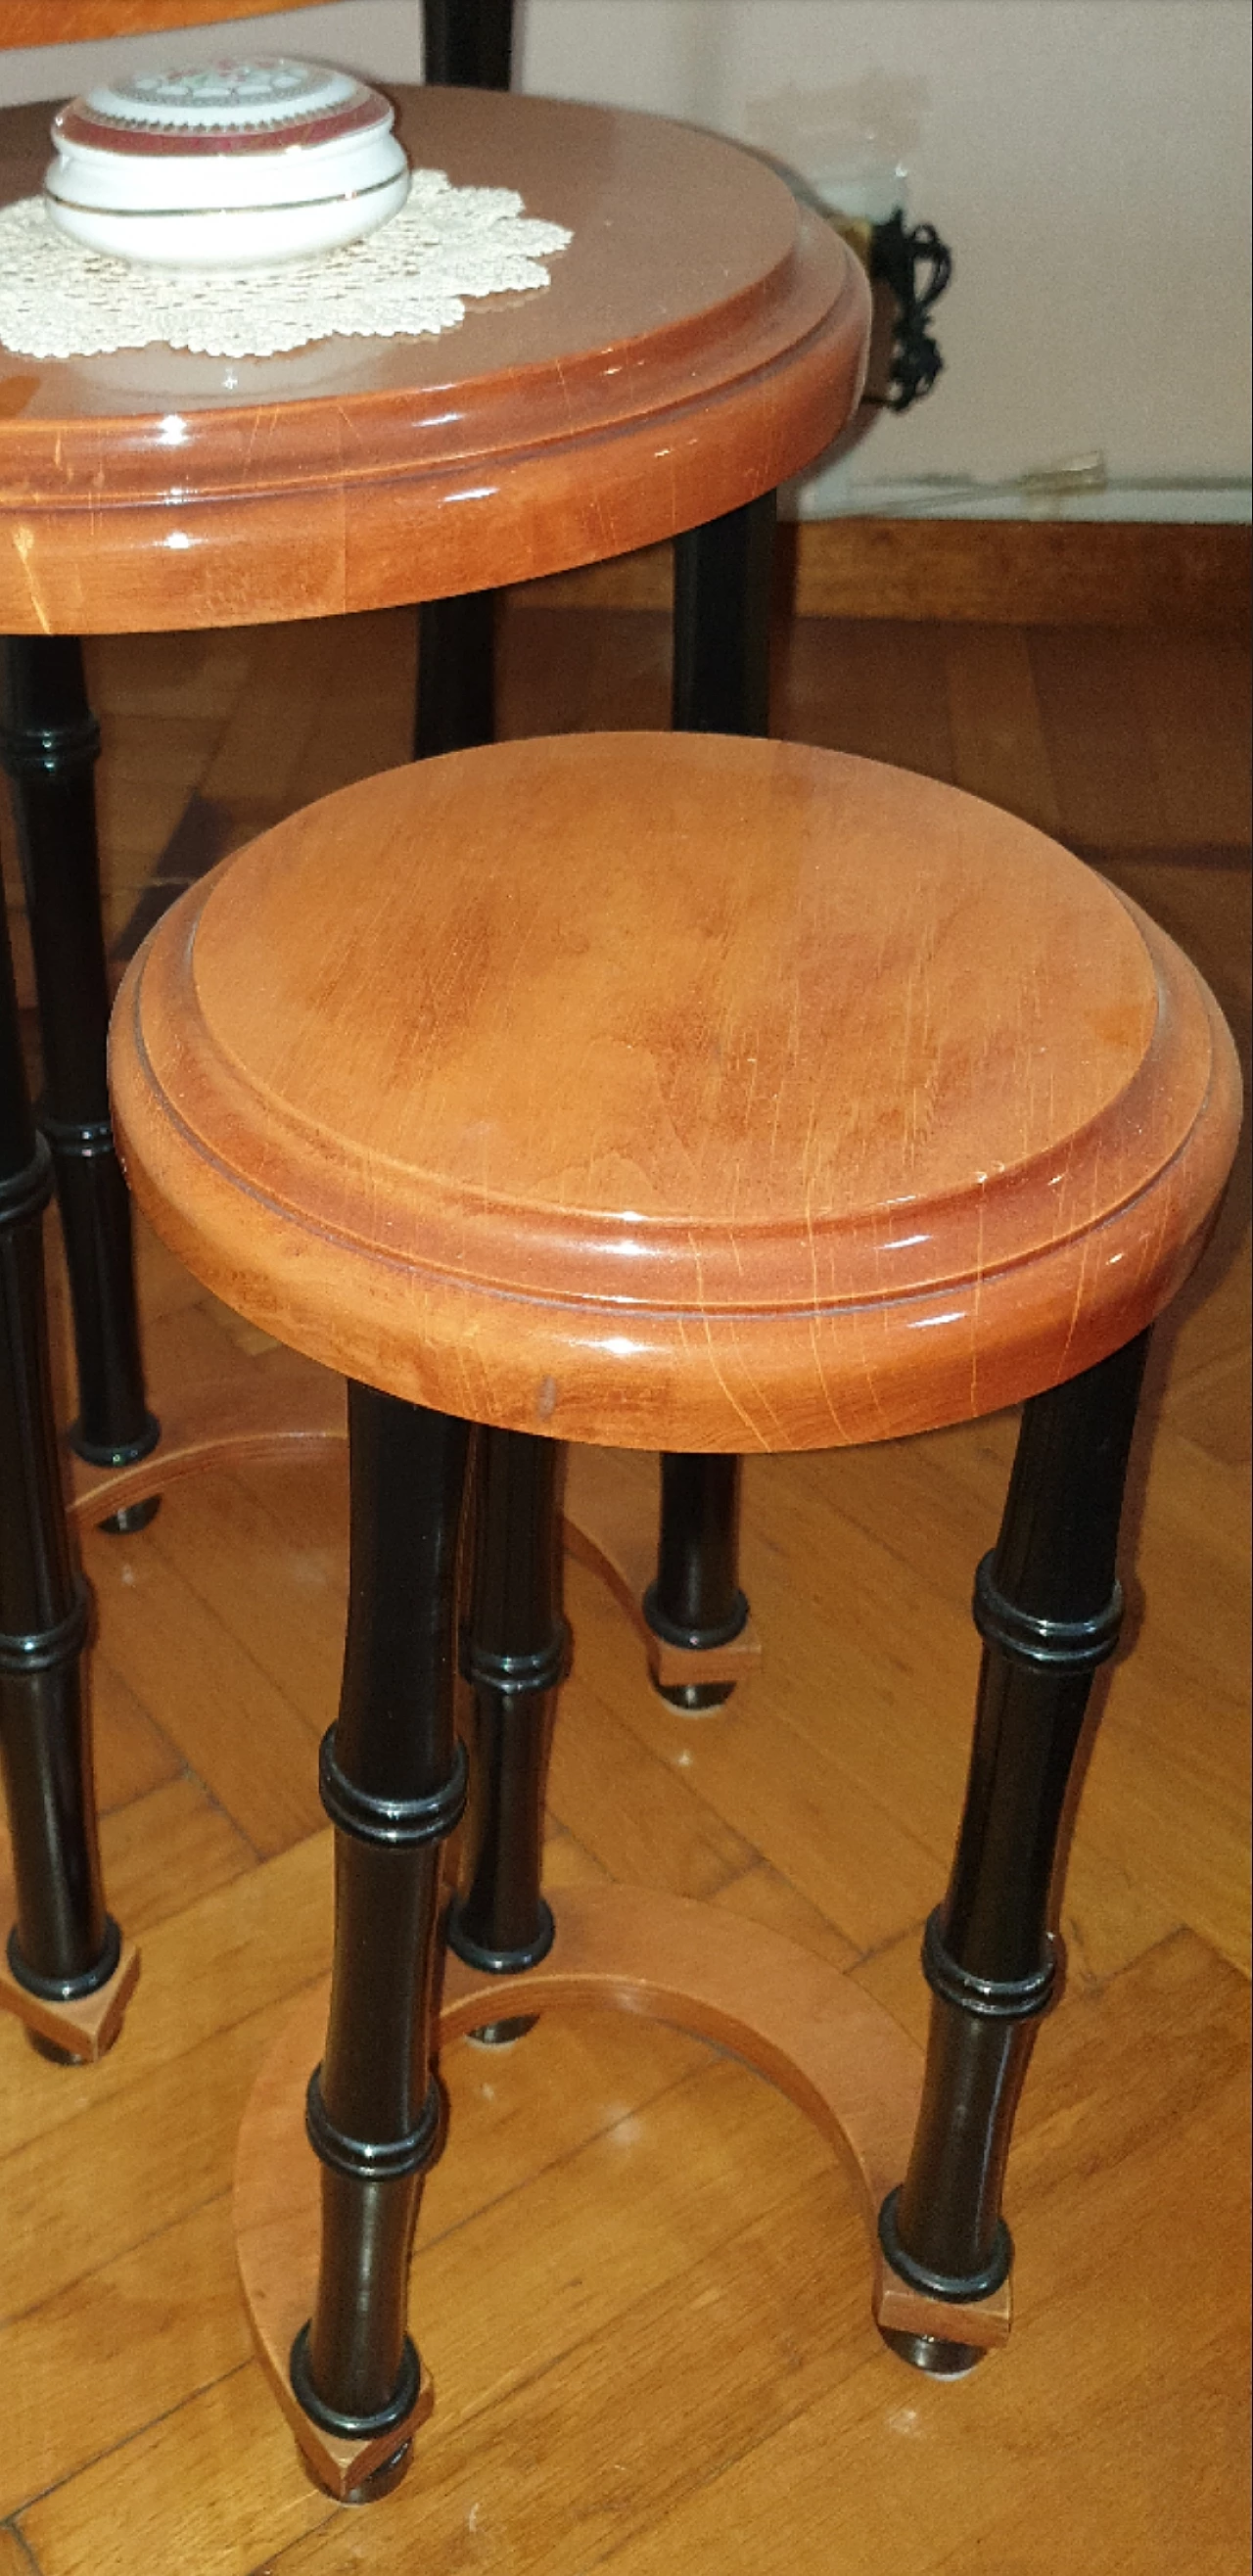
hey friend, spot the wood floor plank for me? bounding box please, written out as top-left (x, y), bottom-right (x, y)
top-left (586, 2241), bottom-right (1245, 2576)
top-left (94, 763), bottom-right (216, 889)
top-left (1028, 629), bottom-right (1169, 847)
top-left (1121, 629), bottom-right (1253, 849)
top-left (80, 1510), bottom-right (325, 1856)
top-left (0, 2530), bottom-right (40, 2576)
top-left (1156, 1239), bottom-right (1252, 1454)
top-left (21, 2044), bottom-right (824, 2576)
top-left (196, 622), bottom-right (350, 814)
top-left (0, 2195), bottom-right (253, 2519)
top-left (535, 1822), bottom-right (612, 1890)
top-left (921, 2356), bottom-right (1248, 2576)
top-left (850, 1922), bottom-right (932, 2046)
top-left (11, 2015), bottom-right (715, 2573)
top-left (564, 1556), bottom-right (941, 1952)
top-left (712, 1860), bottom-right (860, 1972)
top-left (95, 1775), bottom-right (255, 1938)
top-left (423, 2016), bottom-right (710, 2245)
top-left (548, 1649), bottom-right (758, 1897)
top-left (261, 2178), bottom-right (873, 2576)
top-left (23, 2365), bottom-right (335, 2576)
top-left (1069, 1438), bottom-right (1251, 1971)
top-left (944, 625), bottom-right (1062, 834)
top-left (549, 1936), bottom-right (1250, 2576)
top-left (23, 2366), bottom-right (336, 2576)
top-left (0, 1835), bottom-right (333, 2165)
top-left (133, 1461), bottom-right (348, 1753)
top-left (83, 629), bottom-right (254, 725)
top-left (0, 2000), bottom-right (289, 2327)
top-left (95, 710), bottom-right (226, 794)
top-left (417, 2048), bottom-right (833, 2423)
top-left (273, 610), bottom-right (414, 812)
top-left (1099, 854), bottom-right (1252, 1029)
top-left (499, 603), bottom-right (672, 738)
top-left (773, 619), bottom-right (954, 776)
top-left (89, 1658), bottom-right (184, 1814)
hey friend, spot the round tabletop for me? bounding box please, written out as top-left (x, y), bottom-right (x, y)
top-left (112, 733), bottom-right (1241, 1455)
top-left (0, 87), bottom-right (867, 634)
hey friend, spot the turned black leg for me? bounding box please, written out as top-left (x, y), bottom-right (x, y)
top-left (418, 2), bottom-right (512, 754)
top-left (293, 1387), bottom-right (472, 2491)
top-left (447, 1429), bottom-right (566, 2042)
top-left (647, 492), bottom-right (776, 1707)
top-left (643, 1454), bottom-right (750, 1714)
top-left (671, 490), bottom-right (776, 740)
top-left (0, 639), bottom-right (158, 1526)
top-left (880, 1332), bottom-right (1152, 2376)
top-left (423, 0), bottom-right (514, 88)
top-left (414, 595), bottom-right (497, 763)
top-left (0, 871), bottom-right (118, 2043)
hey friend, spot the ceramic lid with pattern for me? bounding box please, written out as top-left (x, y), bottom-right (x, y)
top-left (53, 59), bottom-right (394, 160)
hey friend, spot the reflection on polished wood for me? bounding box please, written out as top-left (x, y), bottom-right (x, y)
top-left (112, 732), bottom-right (1240, 1453)
top-left (234, 1890), bottom-right (1010, 2497)
top-left (0, 88), bottom-right (868, 633)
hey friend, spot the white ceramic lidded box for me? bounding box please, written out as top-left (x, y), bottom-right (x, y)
top-left (44, 59), bottom-right (410, 269)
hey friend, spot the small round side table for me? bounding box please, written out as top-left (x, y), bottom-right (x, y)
top-left (109, 731), bottom-right (1240, 2501)
top-left (0, 85), bottom-right (868, 2051)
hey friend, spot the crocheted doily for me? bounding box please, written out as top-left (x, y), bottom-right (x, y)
top-left (0, 170), bottom-right (571, 359)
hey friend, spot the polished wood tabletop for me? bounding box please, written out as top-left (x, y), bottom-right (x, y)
top-left (111, 731), bottom-right (1241, 1454)
top-left (5, 1), bottom-right (334, 32)
top-left (0, 87), bottom-right (867, 633)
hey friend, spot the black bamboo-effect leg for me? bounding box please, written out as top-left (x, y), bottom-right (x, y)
top-left (643, 1454), bottom-right (750, 1715)
top-left (0, 873), bottom-right (118, 2054)
top-left (646, 492), bottom-right (777, 1708)
top-left (416, 8), bottom-right (511, 757)
top-left (0, 639), bottom-right (158, 1532)
top-left (292, 1387), bottom-right (471, 2498)
top-left (880, 1331), bottom-right (1152, 2376)
top-left (414, 594), bottom-right (497, 762)
top-left (447, 1429), bottom-right (567, 2044)
top-left (422, 0), bottom-right (514, 88)
top-left (671, 489), bottom-right (776, 740)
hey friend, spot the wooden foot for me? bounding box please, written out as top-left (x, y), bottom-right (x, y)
top-left (564, 1449), bottom-right (762, 1695)
top-left (235, 1888), bottom-right (1009, 2494)
top-left (0, 1850), bottom-right (140, 2060)
top-left (872, 2245), bottom-right (1011, 2352)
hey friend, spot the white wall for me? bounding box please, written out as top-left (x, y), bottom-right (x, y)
top-left (4, 1), bottom-right (1249, 510)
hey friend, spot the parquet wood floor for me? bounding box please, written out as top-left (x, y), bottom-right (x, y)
top-left (0, 602), bottom-right (1247, 2576)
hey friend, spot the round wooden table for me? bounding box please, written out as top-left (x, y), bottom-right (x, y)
top-left (0, 85), bottom-right (869, 2053)
top-left (0, 87), bottom-right (864, 628)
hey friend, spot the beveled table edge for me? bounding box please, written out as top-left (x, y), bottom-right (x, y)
top-left (0, 90), bottom-right (870, 632)
top-left (111, 919), bottom-right (1241, 1454)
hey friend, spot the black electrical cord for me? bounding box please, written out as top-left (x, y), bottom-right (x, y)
top-left (869, 211), bottom-right (953, 411)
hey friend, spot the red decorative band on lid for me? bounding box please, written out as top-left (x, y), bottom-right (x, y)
top-left (55, 92), bottom-right (390, 160)
top-left (53, 60), bottom-right (394, 160)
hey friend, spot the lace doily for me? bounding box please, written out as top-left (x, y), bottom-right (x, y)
top-left (0, 170), bottom-right (572, 360)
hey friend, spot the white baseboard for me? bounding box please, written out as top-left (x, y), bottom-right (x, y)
top-left (789, 467), bottom-right (1252, 526)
